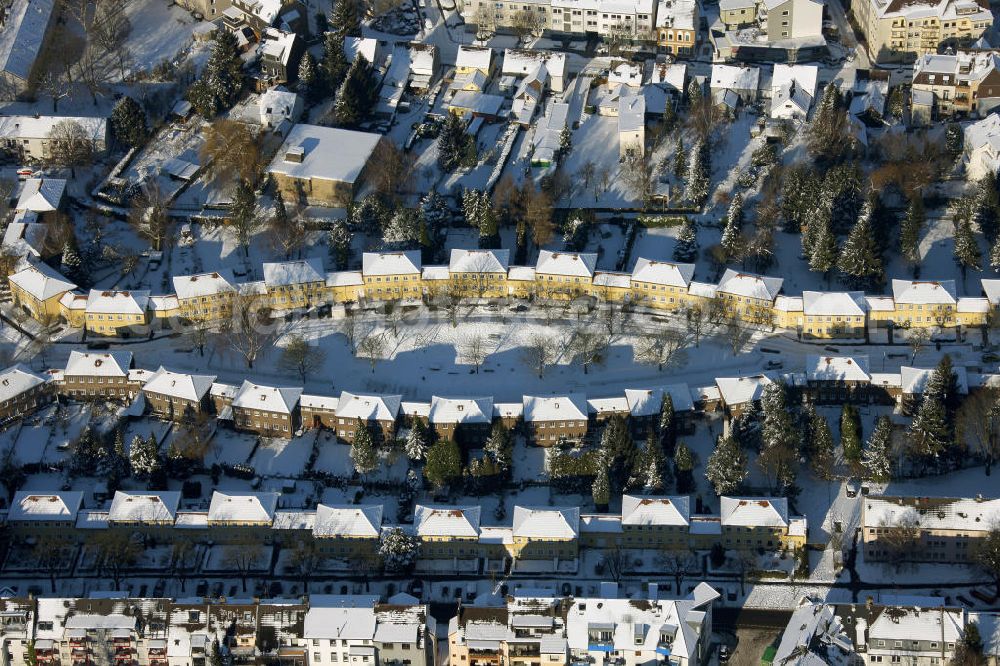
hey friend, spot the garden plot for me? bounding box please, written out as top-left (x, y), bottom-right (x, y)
top-left (202, 544), bottom-right (273, 572)
top-left (249, 437), bottom-right (313, 477)
top-left (121, 119), bottom-right (208, 201)
top-left (123, 0), bottom-right (200, 74)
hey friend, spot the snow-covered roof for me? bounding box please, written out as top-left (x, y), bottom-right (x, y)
top-left (900, 365), bottom-right (969, 395)
top-left (303, 604), bottom-right (377, 640)
top-left (337, 391), bottom-right (401, 421)
top-left (647, 61), bottom-right (686, 92)
top-left (0, 0), bottom-right (55, 82)
top-left (618, 93), bottom-right (645, 133)
top-left (0, 115), bottom-right (106, 142)
top-left (522, 394), bottom-right (588, 422)
top-left (588, 396), bottom-right (629, 416)
top-left (622, 388), bottom-right (663, 417)
top-left (263, 257), bottom-right (325, 287)
top-left (720, 496), bottom-right (789, 527)
top-left (868, 604), bottom-right (964, 645)
top-left (15, 178), bottom-right (65, 212)
top-left (344, 36), bottom-right (378, 63)
top-left (717, 268), bottom-right (783, 301)
top-left (362, 251), bottom-right (422, 276)
top-left (891, 279), bottom-right (957, 304)
top-left (327, 270), bottom-right (363, 287)
top-left (710, 64), bottom-right (760, 91)
top-left (959, 296), bottom-right (990, 313)
top-left (142, 366), bottom-right (216, 402)
top-left (806, 355), bottom-right (871, 382)
top-left (511, 506), bottom-right (579, 539)
top-left (65, 351), bottom-right (132, 377)
top-left (802, 290), bottom-right (866, 316)
top-left (592, 271), bottom-right (631, 288)
top-left (207, 491), bottom-right (279, 523)
top-left (630, 258), bottom-right (694, 287)
top-left (211, 382), bottom-right (238, 400)
top-left (414, 505), bottom-right (480, 537)
top-left (502, 49), bottom-right (566, 79)
top-left (108, 491), bottom-right (180, 523)
top-left (507, 266), bottom-right (536, 281)
top-left (268, 124), bottom-right (382, 185)
top-left (621, 495), bottom-right (690, 526)
top-left (313, 504), bottom-right (383, 538)
top-left (865, 295), bottom-right (896, 311)
top-left (565, 593), bottom-right (711, 663)
top-left (8, 262), bottom-right (76, 301)
top-left (770, 64), bottom-right (818, 97)
top-left (715, 374), bottom-right (773, 406)
top-left (421, 266), bottom-right (449, 281)
top-left (0, 364), bottom-right (47, 402)
top-left (688, 281), bottom-right (717, 299)
top-left (535, 250), bottom-right (597, 278)
top-left (457, 45), bottom-right (493, 72)
top-left (301, 394), bottom-right (338, 410)
top-left (2, 218), bottom-right (47, 258)
top-left (409, 43), bottom-right (436, 76)
top-left (231, 380), bottom-right (303, 414)
top-left (85, 289), bottom-right (149, 315)
top-left (172, 270), bottom-right (236, 300)
top-left (863, 494), bottom-right (1000, 532)
top-left (494, 402), bottom-right (523, 420)
top-left (449, 249), bottom-right (509, 273)
top-left (9, 491), bottom-right (83, 522)
top-left (429, 396), bottom-right (493, 425)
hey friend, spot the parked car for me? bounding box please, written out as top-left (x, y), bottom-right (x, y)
top-left (765, 360), bottom-right (784, 370)
top-left (982, 353), bottom-right (1000, 363)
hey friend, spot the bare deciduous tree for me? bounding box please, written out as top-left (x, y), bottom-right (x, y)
top-left (357, 330), bottom-right (387, 373)
top-left (367, 139), bottom-right (415, 201)
top-left (279, 334), bottom-right (327, 382)
top-left (460, 332), bottom-right (490, 373)
top-left (223, 535), bottom-right (261, 592)
top-left (957, 389), bottom-right (1000, 475)
top-left (221, 291), bottom-right (274, 369)
top-left (877, 514), bottom-right (920, 572)
top-left (200, 119), bottom-right (266, 187)
top-left (128, 182), bottom-right (173, 251)
top-left (569, 327), bottom-right (608, 374)
top-left (723, 316), bottom-right (752, 356)
top-left (635, 328), bottom-right (691, 371)
top-left (522, 332), bottom-right (559, 378)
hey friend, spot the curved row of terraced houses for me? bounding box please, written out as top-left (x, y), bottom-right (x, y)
top-left (7, 248), bottom-right (1000, 338)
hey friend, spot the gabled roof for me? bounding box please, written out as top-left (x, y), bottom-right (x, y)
top-left (717, 268), bottom-right (783, 301)
top-left (0, 0), bottom-right (56, 82)
top-left (208, 491), bottom-right (279, 523)
top-left (456, 45), bottom-right (493, 72)
top-left (630, 257), bottom-right (695, 287)
top-left (511, 506), bottom-right (579, 539)
top-left (362, 251), bottom-right (422, 276)
top-left (262, 257), bottom-right (325, 287)
top-left (429, 396), bottom-right (493, 425)
top-left (231, 380), bottom-right (302, 414)
top-left (16, 178), bottom-right (65, 212)
top-left (85, 289), bottom-right (149, 315)
top-left (142, 367), bottom-right (216, 402)
top-left (337, 391), bottom-right (401, 421)
top-left (983, 278), bottom-right (1000, 305)
top-left (715, 374), bottom-right (773, 406)
top-left (9, 491), bottom-right (83, 522)
top-left (65, 351), bottom-right (132, 377)
top-left (710, 64), bottom-right (760, 91)
top-left (891, 279), bottom-right (957, 304)
top-left (313, 504), bottom-right (383, 538)
top-left (535, 250), bottom-right (597, 277)
top-left (8, 262), bottom-right (76, 301)
top-left (522, 394), bottom-right (588, 422)
top-left (449, 249), bottom-right (510, 273)
top-left (621, 495), bottom-right (690, 526)
top-left (720, 497), bottom-right (789, 527)
top-left (0, 364), bottom-right (47, 402)
top-left (172, 270), bottom-right (236, 300)
top-left (900, 365), bottom-right (969, 395)
top-left (806, 355), bottom-right (871, 382)
top-left (108, 491), bottom-right (180, 523)
top-left (414, 505), bottom-right (480, 537)
top-left (802, 290), bottom-right (866, 316)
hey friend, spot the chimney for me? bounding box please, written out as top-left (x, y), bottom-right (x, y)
top-left (284, 145), bottom-right (305, 163)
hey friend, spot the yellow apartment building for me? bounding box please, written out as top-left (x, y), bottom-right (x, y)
top-left (362, 251), bottom-right (423, 301)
